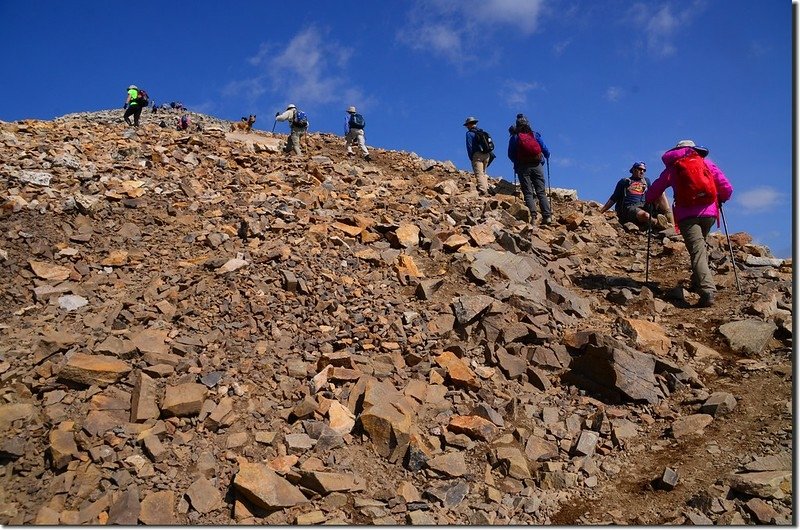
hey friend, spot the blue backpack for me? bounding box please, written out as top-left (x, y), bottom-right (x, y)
top-left (348, 112), bottom-right (365, 129)
top-left (292, 110), bottom-right (308, 128)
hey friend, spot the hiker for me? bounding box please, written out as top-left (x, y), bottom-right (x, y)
top-left (123, 85), bottom-right (144, 127)
top-left (599, 162), bottom-right (674, 230)
top-left (645, 140), bottom-right (733, 307)
top-left (275, 104), bottom-right (308, 156)
top-left (344, 106), bottom-right (371, 161)
top-left (463, 117), bottom-right (495, 195)
top-left (176, 114), bottom-right (191, 131)
top-left (507, 119), bottom-right (552, 225)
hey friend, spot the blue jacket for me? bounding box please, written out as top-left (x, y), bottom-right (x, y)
top-left (465, 128), bottom-right (481, 160)
top-left (507, 131), bottom-right (550, 171)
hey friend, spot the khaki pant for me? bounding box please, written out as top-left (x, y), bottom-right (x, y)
top-left (285, 127), bottom-right (306, 156)
top-left (471, 152), bottom-right (490, 194)
top-left (678, 216), bottom-right (716, 293)
top-left (345, 128), bottom-right (369, 156)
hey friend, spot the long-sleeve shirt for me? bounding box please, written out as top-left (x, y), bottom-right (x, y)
top-left (276, 108), bottom-right (308, 130)
top-left (645, 146), bottom-right (733, 222)
top-left (465, 128), bottom-right (480, 160)
top-left (507, 131), bottom-right (550, 171)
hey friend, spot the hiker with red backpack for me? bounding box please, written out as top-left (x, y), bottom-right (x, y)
top-left (507, 116), bottom-right (552, 225)
top-left (463, 117), bottom-right (495, 195)
top-left (644, 140), bottom-right (733, 307)
top-left (123, 85), bottom-right (147, 127)
top-left (599, 161), bottom-right (674, 230)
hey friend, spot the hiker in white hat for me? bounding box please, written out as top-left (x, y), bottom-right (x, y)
top-left (275, 104), bottom-right (308, 156)
top-left (644, 139), bottom-right (734, 307)
top-left (463, 117), bottom-right (494, 195)
top-left (344, 106), bottom-right (371, 162)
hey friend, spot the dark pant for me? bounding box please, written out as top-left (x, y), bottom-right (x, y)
top-left (518, 163), bottom-right (551, 220)
top-left (124, 105), bottom-right (143, 126)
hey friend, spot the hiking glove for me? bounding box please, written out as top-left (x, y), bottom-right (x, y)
top-left (123, 104), bottom-right (128, 109)
top-left (275, 112), bottom-right (280, 117)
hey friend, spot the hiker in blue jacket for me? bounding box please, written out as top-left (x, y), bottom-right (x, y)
top-left (508, 119), bottom-right (552, 225)
top-left (463, 117), bottom-right (493, 195)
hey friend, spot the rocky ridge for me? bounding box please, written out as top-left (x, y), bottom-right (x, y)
top-left (0, 109), bottom-right (792, 524)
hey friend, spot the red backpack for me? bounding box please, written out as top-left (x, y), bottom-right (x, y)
top-left (672, 153), bottom-right (717, 207)
top-left (516, 132), bottom-right (543, 163)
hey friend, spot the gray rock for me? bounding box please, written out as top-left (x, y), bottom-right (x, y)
top-left (718, 319), bottom-right (777, 355)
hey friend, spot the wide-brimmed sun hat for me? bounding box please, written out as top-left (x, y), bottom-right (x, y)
top-left (672, 139), bottom-right (709, 157)
top-left (347, 106), bottom-right (357, 113)
top-left (463, 116), bottom-right (478, 126)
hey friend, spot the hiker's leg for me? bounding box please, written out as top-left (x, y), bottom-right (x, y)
top-left (518, 165), bottom-right (539, 220)
top-left (530, 165), bottom-right (551, 218)
top-left (471, 153), bottom-right (489, 194)
top-left (123, 107), bottom-right (134, 125)
top-left (133, 106), bottom-right (143, 126)
top-left (290, 130), bottom-right (302, 155)
top-left (656, 193), bottom-right (674, 224)
top-left (345, 130), bottom-right (355, 154)
top-left (356, 129), bottom-right (369, 157)
top-left (678, 217), bottom-right (716, 294)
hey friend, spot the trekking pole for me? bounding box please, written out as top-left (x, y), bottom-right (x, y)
top-left (719, 203), bottom-right (742, 294)
top-left (645, 204), bottom-right (653, 285)
top-left (271, 119), bottom-right (277, 133)
top-left (546, 158), bottom-right (554, 216)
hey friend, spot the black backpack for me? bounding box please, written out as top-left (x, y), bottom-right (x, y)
top-left (474, 128), bottom-right (494, 153)
top-left (135, 88), bottom-right (149, 106)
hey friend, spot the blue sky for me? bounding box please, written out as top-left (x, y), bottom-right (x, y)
top-left (0, 1), bottom-right (793, 257)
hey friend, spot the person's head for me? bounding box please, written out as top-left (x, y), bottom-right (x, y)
top-left (463, 117), bottom-right (478, 129)
top-left (347, 106), bottom-right (357, 114)
top-left (515, 113), bottom-right (529, 128)
top-left (672, 139), bottom-right (709, 157)
top-left (516, 122), bottom-right (532, 134)
top-left (629, 161), bottom-right (646, 177)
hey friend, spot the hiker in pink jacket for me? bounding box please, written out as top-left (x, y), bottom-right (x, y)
top-left (645, 140), bottom-right (733, 307)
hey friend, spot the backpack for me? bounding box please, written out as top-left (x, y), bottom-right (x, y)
top-left (178, 114), bottom-right (190, 130)
top-left (672, 153), bottom-right (717, 207)
top-left (292, 110), bottom-right (308, 128)
top-left (516, 131), bottom-right (542, 163)
top-left (474, 128), bottom-right (494, 153)
top-left (348, 112), bottom-right (365, 129)
top-left (134, 88), bottom-right (149, 107)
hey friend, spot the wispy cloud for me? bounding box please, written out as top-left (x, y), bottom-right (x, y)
top-left (734, 186), bottom-right (782, 213)
top-left (224, 27), bottom-right (373, 110)
top-left (628, 2), bottom-right (705, 58)
top-left (604, 86), bottom-right (624, 102)
top-left (499, 80), bottom-right (544, 107)
top-left (552, 39), bottom-right (572, 57)
top-left (398, 0), bottom-right (546, 65)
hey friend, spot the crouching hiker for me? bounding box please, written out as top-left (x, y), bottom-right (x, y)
top-left (645, 140), bottom-right (733, 307)
top-left (599, 161), bottom-right (673, 230)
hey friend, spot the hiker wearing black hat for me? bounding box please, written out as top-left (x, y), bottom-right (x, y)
top-left (599, 161), bottom-right (673, 230)
top-left (123, 85), bottom-right (144, 127)
top-left (344, 106), bottom-right (371, 161)
top-left (507, 119), bottom-right (552, 225)
top-left (645, 140), bottom-right (733, 307)
top-left (463, 117), bottom-right (494, 195)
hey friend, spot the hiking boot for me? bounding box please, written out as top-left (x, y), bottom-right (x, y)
top-left (655, 214), bottom-right (670, 231)
top-left (364, 155), bottom-right (372, 162)
top-left (697, 291), bottom-right (715, 308)
top-left (541, 216), bottom-right (553, 226)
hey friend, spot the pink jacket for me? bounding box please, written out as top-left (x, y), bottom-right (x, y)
top-left (645, 147), bottom-right (733, 223)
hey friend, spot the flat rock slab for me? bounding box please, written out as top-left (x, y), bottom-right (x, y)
top-left (718, 319), bottom-right (776, 355)
top-left (671, 414), bottom-right (713, 438)
top-left (58, 353), bottom-right (131, 387)
top-left (233, 461), bottom-right (308, 510)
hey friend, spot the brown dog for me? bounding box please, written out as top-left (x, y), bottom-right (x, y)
top-left (231, 114), bottom-right (256, 132)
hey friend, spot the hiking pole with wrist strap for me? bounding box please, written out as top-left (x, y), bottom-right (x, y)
top-left (719, 203), bottom-right (742, 294)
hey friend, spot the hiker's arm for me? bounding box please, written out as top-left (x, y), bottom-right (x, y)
top-left (465, 131), bottom-right (474, 159)
top-left (705, 159), bottom-right (733, 202)
top-left (536, 133), bottom-right (550, 161)
top-left (644, 170), bottom-right (670, 204)
top-left (599, 197), bottom-right (616, 213)
top-left (275, 109), bottom-right (292, 122)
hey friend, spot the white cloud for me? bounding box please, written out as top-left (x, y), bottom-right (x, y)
top-left (604, 86), bottom-right (624, 102)
top-left (499, 80), bottom-right (544, 107)
top-left (734, 186), bottom-right (782, 213)
top-left (398, 0), bottom-right (545, 65)
top-left (224, 27), bottom-right (373, 111)
top-left (552, 39), bottom-right (572, 56)
top-left (628, 2), bottom-right (705, 58)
